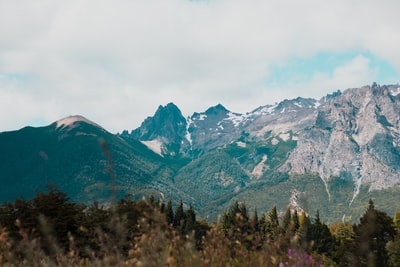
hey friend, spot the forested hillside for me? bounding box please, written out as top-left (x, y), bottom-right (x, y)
top-left (0, 187), bottom-right (399, 266)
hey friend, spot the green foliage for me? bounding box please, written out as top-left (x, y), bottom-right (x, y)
top-left (308, 211), bottom-right (334, 256)
top-left (354, 199), bottom-right (396, 266)
top-left (265, 206), bottom-right (279, 240)
top-left (173, 150), bottom-right (249, 208)
top-left (223, 143), bottom-right (248, 158)
top-left (0, 188), bottom-right (398, 266)
top-left (394, 208), bottom-right (400, 233)
top-left (330, 222), bottom-right (357, 266)
top-left (165, 199), bottom-right (174, 225)
top-left (386, 234), bottom-right (400, 267)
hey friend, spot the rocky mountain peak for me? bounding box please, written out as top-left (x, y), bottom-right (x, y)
top-left (55, 115), bottom-right (100, 130)
top-left (53, 115), bottom-right (107, 140)
top-left (130, 102), bottom-right (187, 145)
top-left (274, 97), bottom-right (317, 113)
top-left (156, 102), bottom-right (182, 115)
top-left (205, 104), bottom-right (229, 115)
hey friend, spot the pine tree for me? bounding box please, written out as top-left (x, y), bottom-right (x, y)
top-left (165, 200), bottom-right (174, 226)
top-left (308, 210), bottom-right (334, 255)
top-left (184, 205), bottom-right (196, 235)
top-left (354, 199), bottom-right (395, 266)
top-left (239, 202), bottom-right (249, 222)
top-left (173, 200), bottom-right (184, 228)
top-left (32, 185), bottom-right (84, 251)
top-left (292, 209), bottom-right (300, 233)
top-left (148, 194), bottom-right (155, 207)
top-left (259, 213), bottom-right (268, 242)
top-left (281, 206), bottom-right (291, 235)
top-left (298, 212), bottom-right (311, 250)
top-left (250, 208), bottom-right (260, 232)
top-left (265, 206), bottom-right (279, 240)
top-left (330, 222), bottom-right (356, 266)
top-left (221, 201), bottom-right (241, 234)
top-left (268, 206), bottom-right (279, 229)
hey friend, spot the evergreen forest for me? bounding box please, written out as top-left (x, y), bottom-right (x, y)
top-left (0, 186), bottom-right (399, 266)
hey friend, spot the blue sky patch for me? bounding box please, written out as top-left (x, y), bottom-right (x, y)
top-left (266, 52), bottom-right (399, 87)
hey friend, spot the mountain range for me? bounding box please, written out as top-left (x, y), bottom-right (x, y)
top-left (1, 83), bottom-right (400, 223)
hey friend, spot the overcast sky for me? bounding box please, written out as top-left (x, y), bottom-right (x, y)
top-left (1, 0), bottom-right (399, 133)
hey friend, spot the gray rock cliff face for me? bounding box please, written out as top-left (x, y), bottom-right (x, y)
top-left (282, 84), bottom-right (400, 202)
top-left (244, 97), bottom-right (318, 138)
top-left (186, 104), bottom-right (243, 156)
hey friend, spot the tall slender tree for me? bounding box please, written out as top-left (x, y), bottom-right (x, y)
top-left (281, 206), bottom-right (292, 235)
top-left (173, 200), bottom-right (184, 228)
top-left (265, 206), bottom-right (279, 240)
top-left (165, 200), bottom-right (174, 226)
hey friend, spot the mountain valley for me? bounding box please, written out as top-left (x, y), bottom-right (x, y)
top-left (1, 83), bottom-right (400, 223)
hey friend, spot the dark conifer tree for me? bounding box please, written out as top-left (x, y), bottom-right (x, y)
top-left (292, 209), bottom-right (300, 233)
top-left (251, 208), bottom-right (260, 232)
top-left (184, 205), bottom-right (196, 235)
top-left (148, 194), bottom-right (155, 207)
top-left (265, 206), bottom-right (279, 240)
top-left (281, 206), bottom-right (292, 235)
top-left (165, 200), bottom-right (174, 226)
top-left (307, 210), bottom-right (334, 255)
top-left (299, 212), bottom-right (312, 250)
top-left (354, 199), bottom-right (395, 266)
top-left (259, 213), bottom-right (268, 242)
top-left (159, 201), bottom-right (165, 214)
top-left (32, 185), bottom-right (84, 251)
top-left (221, 201), bottom-right (241, 234)
top-left (268, 206), bottom-right (279, 229)
top-left (173, 200), bottom-right (184, 228)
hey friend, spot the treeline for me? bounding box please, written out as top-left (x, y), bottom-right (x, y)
top-left (0, 186), bottom-right (399, 266)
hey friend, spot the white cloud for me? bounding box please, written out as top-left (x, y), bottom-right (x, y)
top-left (0, 0), bottom-right (399, 132)
top-left (265, 55), bottom-right (378, 102)
top-left (309, 55), bottom-right (377, 94)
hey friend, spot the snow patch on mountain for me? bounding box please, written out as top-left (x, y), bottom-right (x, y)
top-left (261, 104), bottom-right (278, 115)
top-left (141, 139), bottom-right (164, 156)
top-left (294, 102), bottom-right (302, 108)
top-left (56, 115), bottom-right (96, 128)
top-left (225, 112), bottom-right (245, 127)
top-left (390, 86), bottom-right (400, 96)
top-left (56, 115), bottom-right (102, 132)
top-left (314, 100), bottom-right (321, 109)
top-left (185, 117), bottom-right (193, 146)
top-left (198, 114), bottom-right (207, 120)
top-left (250, 104), bottom-right (278, 116)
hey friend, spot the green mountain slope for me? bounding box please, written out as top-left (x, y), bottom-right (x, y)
top-left (0, 116), bottom-right (182, 204)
